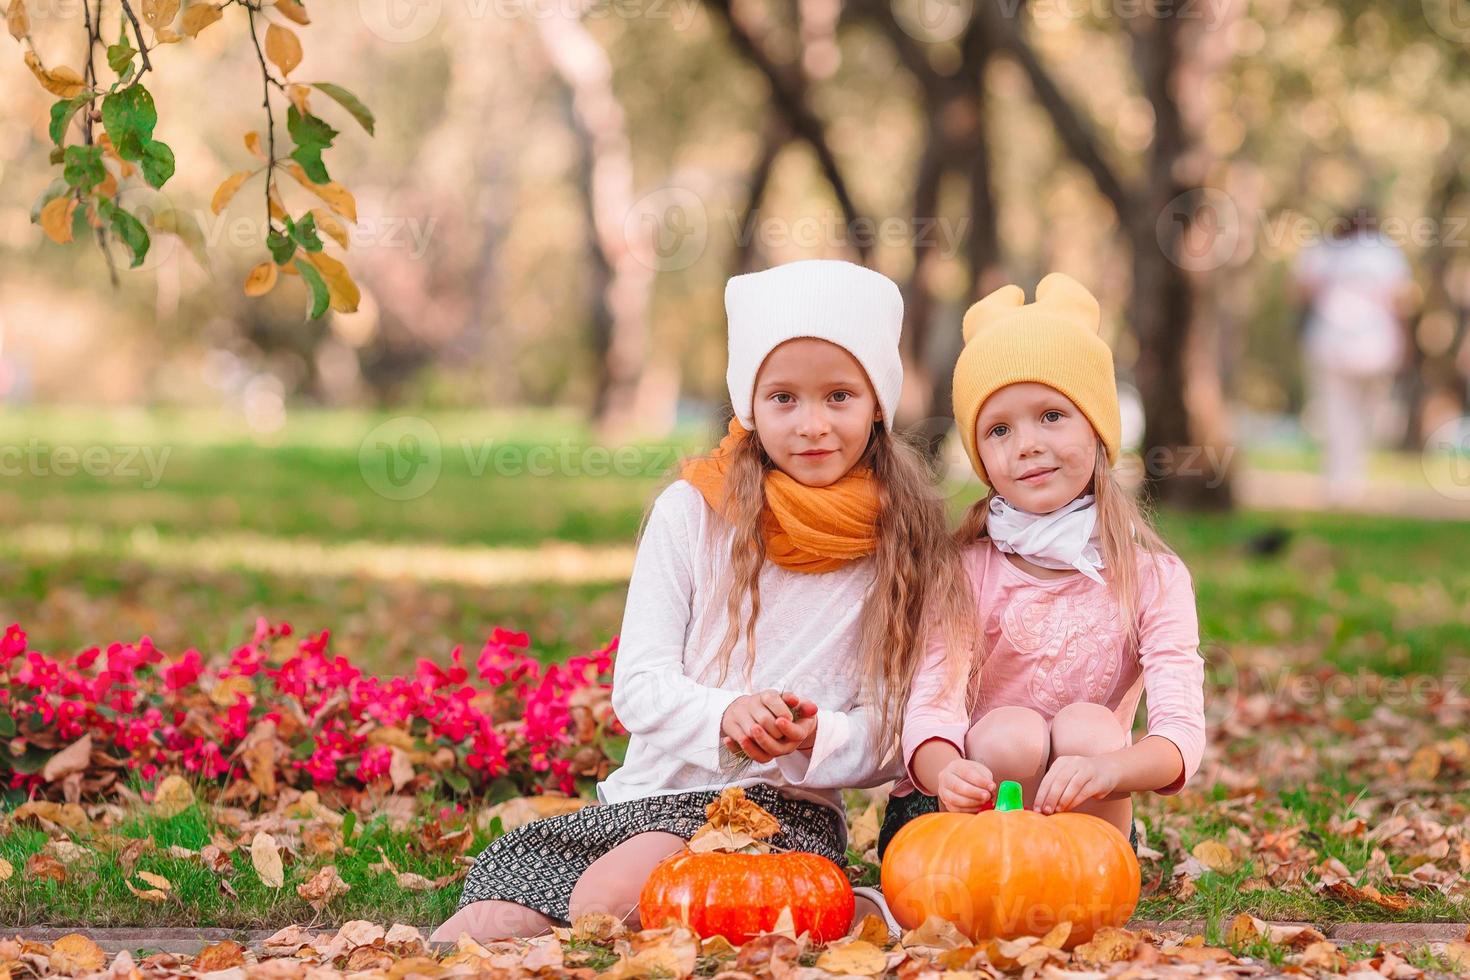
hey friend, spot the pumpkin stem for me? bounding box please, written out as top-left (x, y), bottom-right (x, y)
top-left (995, 780), bottom-right (1023, 812)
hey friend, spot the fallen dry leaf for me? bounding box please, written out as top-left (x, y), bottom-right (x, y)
top-left (26, 852), bottom-right (68, 885)
top-left (296, 864), bottom-right (350, 909)
top-left (47, 934), bottom-right (105, 975)
top-left (571, 912), bottom-right (625, 944)
top-left (1072, 927), bottom-right (1142, 966)
top-left (814, 939), bottom-right (887, 975)
top-left (42, 735), bottom-right (93, 783)
top-left (1190, 838), bottom-right (1239, 873)
top-left (151, 774), bottom-right (196, 818)
top-left (0, 857), bottom-right (11, 882)
top-left (251, 831), bottom-right (285, 888)
top-left (193, 940), bottom-right (246, 972)
top-left (11, 801), bottom-right (90, 834)
top-left (851, 914), bottom-right (889, 947)
top-left (688, 787), bottom-right (781, 855)
top-left (900, 915), bottom-right (968, 951)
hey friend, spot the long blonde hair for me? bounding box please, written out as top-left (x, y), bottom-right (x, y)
top-left (954, 442), bottom-right (1173, 680)
top-left (683, 417), bottom-right (975, 762)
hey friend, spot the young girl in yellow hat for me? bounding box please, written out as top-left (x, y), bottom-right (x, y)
top-left (882, 272), bottom-right (1207, 857)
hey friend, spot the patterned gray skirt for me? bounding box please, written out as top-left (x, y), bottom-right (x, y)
top-left (456, 783), bottom-right (849, 923)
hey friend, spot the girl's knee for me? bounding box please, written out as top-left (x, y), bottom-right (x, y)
top-left (965, 705), bottom-right (1048, 775)
top-left (429, 900), bottom-right (555, 942)
top-left (567, 831), bottom-right (685, 925)
top-left (1049, 702), bottom-right (1125, 758)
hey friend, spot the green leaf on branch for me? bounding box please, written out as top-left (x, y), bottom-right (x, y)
top-left (97, 197), bottom-right (150, 268)
top-left (107, 41), bottom-right (137, 76)
top-left (293, 256), bottom-right (330, 319)
top-left (286, 104), bottom-right (337, 184)
top-left (290, 211), bottom-right (323, 252)
top-left (310, 82), bottom-right (375, 136)
top-left (139, 139), bottom-right (175, 188)
top-left (101, 85), bottom-right (158, 152)
top-left (267, 228), bottom-right (297, 266)
top-left (62, 145), bottom-right (106, 191)
top-left (48, 94), bottom-right (93, 145)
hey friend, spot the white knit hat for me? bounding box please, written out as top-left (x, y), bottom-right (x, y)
top-left (724, 259), bottom-right (904, 432)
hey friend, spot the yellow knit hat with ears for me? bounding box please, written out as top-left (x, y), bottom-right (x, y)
top-left (951, 272), bottom-right (1121, 485)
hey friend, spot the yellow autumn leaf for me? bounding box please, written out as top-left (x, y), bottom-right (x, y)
top-left (303, 250), bottom-right (361, 313)
top-left (7, 0), bottom-right (30, 40)
top-left (1407, 745), bottom-right (1441, 782)
top-left (211, 170), bottom-right (255, 215)
top-left (269, 184), bottom-right (288, 222)
top-left (310, 208), bottom-right (349, 249)
top-left (0, 857), bottom-right (13, 882)
top-left (245, 131), bottom-right (266, 160)
top-left (40, 196), bottom-right (77, 245)
top-left (49, 935), bottom-right (106, 974)
top-left (142, 0), bottom-right (180, 29)
top-left (137, 870), bottom-right (173, 892)
top-left (273, 0), bottom-right (310, 24)
top-left (265, 23), bottom-right (302, 76)
top-left (283, 162), bottom-right (357, 222)
top-left (154, 27), bottom-right (182, 43)
top-left (152, 774), bottom-right (196, 817)
top-left (1192, 839), bottom-right (1239, 873)
top-left (244, 261), bottom-right (279, 297)
top-left (24, 51), bottom-right (86, 98)
top-left (814, 940), bottom-right (887, 976)
top-left (126, 879), bottom-right (169, 902)
top-left (287, 83), bottom-right (311, 115)
top-left (181, 3), bottom-right (222, 38)
top-left (251, 831), bottom-right (284, 888)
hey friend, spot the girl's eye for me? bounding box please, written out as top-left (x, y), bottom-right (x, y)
top-left (830, 391), bottom-right (851, 403)
top-left (771, 393), bottom-right (794, 404)
top-left (1043, 410), bottom-right (1063, 423)
top-left (988, 424), bottom-right (1008, 439)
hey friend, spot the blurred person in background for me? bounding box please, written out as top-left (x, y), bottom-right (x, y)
top-left (1292, 205), bottom-right (1416, 506)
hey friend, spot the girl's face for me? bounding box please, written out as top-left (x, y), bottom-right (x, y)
top-left (751, 338), bottom-right (881, 488)
top-left (975, 382), bottom-right (1096, 513)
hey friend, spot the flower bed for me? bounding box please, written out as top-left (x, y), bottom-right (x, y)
top-left (1, 619), bottom-right (624, 806)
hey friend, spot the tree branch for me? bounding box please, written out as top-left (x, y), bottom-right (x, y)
top-left (245, 4), bottom-right (280, 235)
top-left (699, 0), bottom-right (870, 259)
top-left (117, 0), bottom-right (153, 73)
top-left (981, 2), bottom-right (1135, 216)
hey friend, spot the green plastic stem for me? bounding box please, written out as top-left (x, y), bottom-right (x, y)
top-left (995, 780), bottom-right (1023, 812)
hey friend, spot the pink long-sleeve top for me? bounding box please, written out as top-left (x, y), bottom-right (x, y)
top-left (896, 539), bottom-right (1207, 799)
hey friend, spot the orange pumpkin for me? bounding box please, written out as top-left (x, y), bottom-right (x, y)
top-left (879, 780), bottom-right (1139, 948)
top-left (640, 850), bottom-right (855, 944)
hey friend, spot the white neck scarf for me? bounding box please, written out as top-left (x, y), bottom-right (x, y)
top-left (987, 494), bottom-right (1106, 584)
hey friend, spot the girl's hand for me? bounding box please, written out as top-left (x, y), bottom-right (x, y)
top-left (720, 690), bottom-right (817, 762)
top-left (1034, 755), bottom-right (1121, 814)
top-left (937, 759), bottom-right (995, 813)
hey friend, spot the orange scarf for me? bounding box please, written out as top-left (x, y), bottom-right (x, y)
top-left (681, 418), bottom-right (880, 573)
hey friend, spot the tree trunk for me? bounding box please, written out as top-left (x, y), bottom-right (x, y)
top-left (534, 7), bottom-right (658, 436)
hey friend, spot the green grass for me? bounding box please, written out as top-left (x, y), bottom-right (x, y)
top-left (0, 798), bottom-right (489, 929)
top-left (0, 407), bottom-right (703, 548)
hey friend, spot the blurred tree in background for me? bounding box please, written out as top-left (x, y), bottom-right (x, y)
top-left (4, 0), bottom-right (1468, 509)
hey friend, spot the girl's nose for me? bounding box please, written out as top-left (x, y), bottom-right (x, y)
top-left (797, 407), bottom-right (831, 438)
